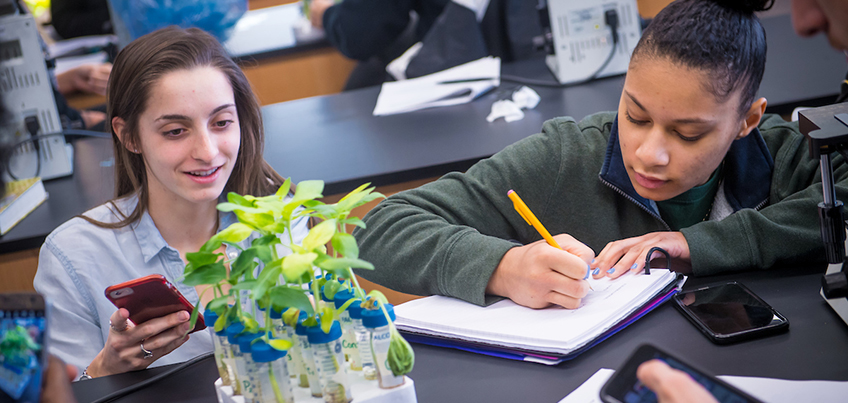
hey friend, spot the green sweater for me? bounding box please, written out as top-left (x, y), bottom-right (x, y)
top-left (353, 112), bottom-right (848, 306)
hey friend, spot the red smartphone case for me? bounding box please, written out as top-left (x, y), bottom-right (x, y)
top-left (105, 274), bottom-right (206, 333)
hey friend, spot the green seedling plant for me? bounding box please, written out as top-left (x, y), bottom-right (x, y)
top-left (181, 179), bottom-right (413, 397)
top-left (0, 325), bottom-right (40, 369)
top-left (361, 291), bottom-right (415, 377)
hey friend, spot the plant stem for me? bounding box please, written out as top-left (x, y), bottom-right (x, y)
top-left (268, 363), bottom-right (285, 403)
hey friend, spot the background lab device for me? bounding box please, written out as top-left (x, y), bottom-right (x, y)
top-left (542, 0), bottom-right (641, 85)
top-left (0, 10), bottom-right (73, 181)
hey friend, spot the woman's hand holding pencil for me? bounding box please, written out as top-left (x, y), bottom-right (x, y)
top-left (485, 190), bottom-right (596, 310)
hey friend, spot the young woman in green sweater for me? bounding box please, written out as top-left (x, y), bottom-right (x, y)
top-left (354, 0), bottom-right (847, 310)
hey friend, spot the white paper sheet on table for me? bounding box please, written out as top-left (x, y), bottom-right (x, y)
top-left (373, 56), bottom-right (501, 116)
top-left (559, 368), bottom-right (848, 403)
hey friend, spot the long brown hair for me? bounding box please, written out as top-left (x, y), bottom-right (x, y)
top-left (87, 26), bottom-right (284, 228)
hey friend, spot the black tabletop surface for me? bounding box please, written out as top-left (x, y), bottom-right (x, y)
top-left (71, 265), bottom-right (848, 402)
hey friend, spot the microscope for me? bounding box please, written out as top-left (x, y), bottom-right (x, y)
top-left (799, 103), bottom-right (848, 325)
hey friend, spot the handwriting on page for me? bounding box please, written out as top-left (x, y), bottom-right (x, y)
top-left (580, 278), bottom-right (629, 307)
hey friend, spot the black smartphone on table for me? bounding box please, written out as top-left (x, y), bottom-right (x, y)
top-left (600, 344), bottom-right (764, 403)
top-left (0, 293), bottom-right (48, 403)
top-left (672, 281), bottom-right (788, 344)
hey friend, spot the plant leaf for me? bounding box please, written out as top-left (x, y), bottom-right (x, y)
top-left (291, 180), bottom-right (324, 204)
top-left (302, 219), bottom-right (337, 251)
top-left (319, 307), bottom-right (335, 333)
top-left (270, 286), bottom-right (314, 316)
top-left (253, 265), bottom-right (282, 301)
top-left (340, 217), bottom-right (366, 229)
top-left (182, 261), bottom-right (227, 286)
top-left (230, 248), bottom-right (259, 280)
top-left (322, 279), bottom-right (342, 300)
top-left (189, 304), bottom-right (201, 332)
top-left (331, 233), bottom-right (359, 259)
top-left (339, 183), bottom-right (370, 202)
top-left (316, 257), bottom-right (375, 271)
top-left (206, 295), bottom-right (230, 313)
top-left (230, 280), bottom-right (258, 292)
top-left (366, 289), bottom-right (390, 306)
top-left (282, 308), bottom-right (301, 327)
top-left (234, 211), bottom-right (275, 229)
top-left (214, 313), bottom-right (228, 332)
top-left (387, 332), bottom-right (415, 376)
top-left (185, 251), bottom-right (221, 270)
top-left (269, 338), bottom-right (293, 351)
top-left (276, 178), bottom-right (292, 197)
top-left (216, 223), bottom-right (256, 244)
top-left (281, 253), bottom-right (317, 283)
top-left (227, 192), bottom-right (254, 207)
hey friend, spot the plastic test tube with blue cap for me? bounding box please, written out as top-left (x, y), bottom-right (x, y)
top-left (361, 303), bottom-right (404, 389)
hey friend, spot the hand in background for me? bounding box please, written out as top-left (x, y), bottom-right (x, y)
top-left (56, 63), bottom-right (113, 96)
top-left (80, 110), bottom-right (106, 129)
top-left (41, 355), bottom-right (78, 403)
top-left (85, 308), bottom-right (191, 378)
top-left (486, 234), bottom-right (595, 309)
top-left (309, 0), bottom-right (335, 28)
top-left (592, 231), bottom-right (691, 279)
top-left (637, 360), bottom-right (719, 403)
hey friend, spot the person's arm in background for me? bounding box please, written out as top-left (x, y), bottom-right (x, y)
top-left (315, 0), bottom-right (417, 61)
top-left (55, 63), bottom-right (112, 96)
top-left (50, 0), bottom-right (112, 39)
top-left (41, 356), bottom-right (79, 403)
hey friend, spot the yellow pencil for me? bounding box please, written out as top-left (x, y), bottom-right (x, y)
top-left (508, 189), bottom-right (593, 289)
top-left (507, 189), bottom-right (561, 249)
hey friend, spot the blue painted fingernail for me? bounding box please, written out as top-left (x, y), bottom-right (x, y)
top-left (631, 264), bottom-right (638, 270)
top-left (592, 268), bottom-right (600, 276)
top-left (591, 259), bottom-right (596, 264)
top-left (585, 265), bottom-right (591, 280)
top-left (607, 268), bottom-right (615, 274)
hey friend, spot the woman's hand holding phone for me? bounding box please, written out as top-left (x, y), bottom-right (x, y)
top-left (85, 307), bottom-right (192, 377)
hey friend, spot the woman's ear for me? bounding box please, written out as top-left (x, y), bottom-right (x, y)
top-left (111, 117), bottom-right (139, 153)
top-left (737, 97), bottom-right (768, 140)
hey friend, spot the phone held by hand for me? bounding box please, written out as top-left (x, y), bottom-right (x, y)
top-left (600, 344), bottom-right (763, 403)
top-left (673, 281), bottom-right (788, 344)
top-left (0, 293), bottom-right (48, 403)
top-left (105, 274), bottom-right (205, 333)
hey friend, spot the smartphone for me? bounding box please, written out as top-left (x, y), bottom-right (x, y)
top-left (0, 293), bottom-right (48, 403)
top-left (600, 344), bottom-right (764, 403)
top-left (673, 282), bottom-right (788, 344)
top-left (105, 274), bottom-right (205, 333)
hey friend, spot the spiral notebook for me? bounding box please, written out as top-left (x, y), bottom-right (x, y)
top-left (396, 270), bottom-right (685, 365)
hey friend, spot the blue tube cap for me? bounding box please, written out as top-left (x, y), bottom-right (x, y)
top-left (203, 309), bottom-right (218, 326)
top-left (251, 340), bottom-right (288, 362)
top-left (269, 307), bottom-right (283, 320)
top-left (226, 323), bottom-right (246, 344)
top-left (361, 304), bottom-right (396, 329)
top-left (306, 321), bottom-right (342, 344)
top-left (235, 331), bottom-right (261, 352)
top-left (347, 300), bottom-right (363, 320)
top-left (204, 309), bottom-right (225, 335)
top-left (295, 319), bottom-right (314, 336)
top-left (333, 289), bottom-right (355, 309)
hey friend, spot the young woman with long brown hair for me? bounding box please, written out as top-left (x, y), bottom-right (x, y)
top-left (34, 26), bottom-right (308, 378)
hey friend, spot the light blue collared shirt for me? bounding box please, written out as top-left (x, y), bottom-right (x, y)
top-left (33, 195), bottom-right (309, 374)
